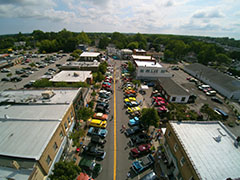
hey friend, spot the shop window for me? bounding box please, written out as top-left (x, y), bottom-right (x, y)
top-left (46, 155), bottom-right (52, 166)
top-left (172, 97), bottom-right (176, 101)
top-left (59, 131), bottom-right (63, 139)
top-left (140, 69), bottom-right (144, 73)
top-left (53, 142), bottom-right (58, 151)
top-left (181, 97), bottom-right (186, 102)
top-left (146, 69), bottom-right (150, 73)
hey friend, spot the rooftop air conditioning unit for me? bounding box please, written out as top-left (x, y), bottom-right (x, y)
top-left (42, 90), bottom-right (55, 99)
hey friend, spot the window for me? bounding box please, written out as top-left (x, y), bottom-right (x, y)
top-left (180, 156), bottom-right (185, 166)
top-left (172, 97), bottom-right (176, 102)
top-left (140, 69), bottom-right (144, 73)
top-left (189, 177), bottom-right (194, 180)
top-left (151, 69), bottom-right (154, 73)
top-left (146, 69), bottom-right (150, 73)
top-left (174, 143), bottom-right (178, 152)
top-left (53, 142), bottom-right (58, 151)
top-left (46, 155), bottom-right (52, 165)
top-left (161, 70), bottom-right (165, 73)
top-left (67, 117), bottom-right (71, 124)
top-left (181, 97), bottom-right (186, 102)
top-left (71, 111), bottom-right (73, 118)
top-left (59, 131), bottom-right (63, 139)
top-left (154, 70), bottom-right (158, 73)
top-left (168, 131), bottom-right (171, 137)
top-left (64, 122), bottom-right (68, 130)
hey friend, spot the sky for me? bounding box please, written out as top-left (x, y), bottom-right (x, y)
top-left (0, 0), bottom-right (240, 39)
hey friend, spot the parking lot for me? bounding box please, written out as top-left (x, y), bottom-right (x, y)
top-left (0, 54), bottom-right (69, 91)
top-left (162, 62), bottom-right (240, 136)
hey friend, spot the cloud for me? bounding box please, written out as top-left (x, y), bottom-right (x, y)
top-left (164, 0), bottom-right (174, 7)
top-left (192, 9), bottom-right (224, 19)
top-left (0, 0), bottom-right (55, 7)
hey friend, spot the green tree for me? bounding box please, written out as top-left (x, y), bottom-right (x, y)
top-left (216, 53), bottom-right (231, 65)
top-left (127, 61), bottom-right (135, 74)
top-left (77, 31), bottom-right (91, 44)
top-left (140, 108), bottom-right (160, 129)
top-left (69, 129), bottom-right (85, 147)
top-left (98, 62), bottom-right (108, 74)
top-left (200, 104), bottom-right (222, 120)
top-left (98, 36), bottom-right (110, 49)
top-left (77, 107), bottom-right (94, 121)
top-left (164, 49), bottom-right (174, 60)
top-left (127, 41), bottom-right (139, 50)
top-left (49, 161), bottom-right (81, 180)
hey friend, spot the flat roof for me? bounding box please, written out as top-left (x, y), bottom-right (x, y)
top-left (50, 71), bottom-right (92, 82)
top-left (62, 61), bottom-right (100, 67)
top-left (0, 89), bottom-right (79, 104)
top-left (0, 118), bottom-right (60, 159)
top-left (170, 121), bottom-right (240, 180)
top-left (0, 167), bottom-right (32, 180)
top-left (132, 55), bottom-right (153, 60)
top-left (135, 60), bottom-right (162, 68)
top-left (80, 52), bottom-right (100, 57)
top-left (134, 49), bottom-right (146, 53)
top-left (158, 77), bottom-right (190, 96)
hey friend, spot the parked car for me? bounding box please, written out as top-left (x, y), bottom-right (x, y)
top-left (131, 154), bottom-right (154, 174)
top-left (206, 90), bottom-right (216, 96)
top-left (93, 112), bottom-right (108, 121)
top-left (20, 73), bottom-right (29, 78)
top-left (99, 93), bottom-right (110, 100)
top-left (147, 82), bottom-right (155, 87)
top-left (124, 97), bottom-right (137, 103)
top-left (140, 171), bottom-right (159, 180)
top-left (95, 106), bottom-right (110, 114)
top-left (125, 101), bottom-right (139, 108)
top-left (96, 103), bottom-right (109, 110)
top-left (130, 144), bottom-right (152, 158)
top-left (129, 117), bottom-right (140, 126)
top-left (91, 136), bottom-right (106, 147)
top-left (99, 90), bottom-right (111, 96)
top-left (79, 158), bottom-right (102, 176)
top-left (97, 98), bottom-right (109, 104)
top-left (87, 127), bottom-right (108, 138)
top-left (211, 97), bottom-right (223, 104)
top-left (1, 68), bottom-right (11, 73)
top-left (125, 93), bottom-right (137, 98)
top-left (10, 76), bottom-right (22, 82)
top-left (127, 106), bottom-right (141, 113)
top-left (83, 144), bottom-right (106, 160)
top-left (125, 125), bottom-right (142, 137)
top-left (130, 133), bottom-right (150, 145)
top-left (1, 77), bottom-right (10, 82)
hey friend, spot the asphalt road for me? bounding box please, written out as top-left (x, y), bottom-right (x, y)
top-left (0, 54), bottom-right (69, 91)
top-left (97, 60), bottom-right (153, 180)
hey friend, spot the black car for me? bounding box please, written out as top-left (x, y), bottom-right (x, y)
top-left (1, 77), bottom-right (10, 82)
top-left (211, 97), bottom-right (223, 104)
top-left (10, 76), bottom-right (22, 82)
top-left (130, 133), bottom-right (150, 145)
top-left (91, 136), bottom-right (106, 147)
top-left (125, 93), bottom-right (137, 98)
top-left (83, 144), bottom-right (106, 160)
top-left (125, 126), bottom-right (142, 137)
top-left (95, 106), bottom-right (110, 114)
top-left (96, 103), bottom-right (109, 109)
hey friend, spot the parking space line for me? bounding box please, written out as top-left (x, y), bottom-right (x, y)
top-left (113, 67), bottom-right (117, 180)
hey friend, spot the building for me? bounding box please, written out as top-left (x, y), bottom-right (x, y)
top-left (50, 71), bottom-right (92, 84)
top-left (134, 60), bottom-right (171, 80)
top-left (0, 89), bottom-right (87, 180)
top-left (79, 52), bottom-right (101, 62)
top-left (133, 49), bottom-right (146, 55)
top-left (146, 50), bottom-right (164, 62)
top-left (77, 44), bottom-right (88, 51)
top-left (162, 121), bottom-right (240, 180)
top-left (184, 63), bottom-right (240, 100)
top-left (14, 41), bottom-right (26, 47)
top-left (106, 44), bottom-right (117, 56)
top-left (131, 55), bottom-right (156, 62)
top-left (157, 77), bottom-right (190, 103)
top-left (117, 49), bottom-right (133, 60)
top-left (60, 61), bottom-right (100, 72)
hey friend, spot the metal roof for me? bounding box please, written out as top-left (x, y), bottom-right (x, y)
top-left (50, 71), bottom-right (92, 82)
top-left (132, 55), bottom-right (153, 60)
top-left (184, 63), bottom-right (240, 92)
top-left (0, 118), bottom-right (60, 159)
top-left (158, 77), bottom-right (190, 96)
top-left (0, 167), bottom-right (32, 180)
top-left (80, 52), bottom-right (100, 57)
top-left (170, 121), bottom-right (240, 180)
top-left (0, 89), bottom-right (79, 104)
top-left (135, 60), bottom-right (162, 68)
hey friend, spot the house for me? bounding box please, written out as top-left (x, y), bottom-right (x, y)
top-left (131, 55), bottom-right (156, 62)
top-left (133, 49), bottom-right (146, 55)
top-left (79, 52), bottom-right (101, 62)
top-left (184, 63), bottom-right (240, 100)
top-left (106, 44), bottom-right (117, 56)
top-left (162, 121), bottom-right (240, 180)
top-left (0, 89), bottom-right (87, 180)
top-left (146, 49), bottom-right (164, 61)
top-left (156, 77), bottom-right (190, 103)
top-left (14, 41), bottom-right (26, 47)
top-left (134, 60), bottom-right (171, 80)
top-left (77, 44), bottom-right (88, 51)
top-left (60, 61), bottom-right (100, 72)
top-left (50, 71), bottom-right (92, 84)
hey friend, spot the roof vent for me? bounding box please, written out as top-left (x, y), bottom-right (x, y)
top-left (213, 135), bottom-right (221, 142)
top-left (4, 114), bottom-right (9, 119)
top-left (42, 90), bottom-right (55, 99)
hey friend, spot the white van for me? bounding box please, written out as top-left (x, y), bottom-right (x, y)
top-left (198, 84), bottom-right (210, 91)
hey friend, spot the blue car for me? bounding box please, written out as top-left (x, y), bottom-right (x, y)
top-left (125, 101), bottom-right (139, 108)
top-left (131, 154), bottom-right (154, 174)
top-left (129, 117), bottom-right (139, 126)
top-left (103, 82), bottom-right (111, 86)
top-left (87, 127), bottom-right (108, 138)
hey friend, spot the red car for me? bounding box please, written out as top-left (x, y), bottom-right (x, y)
top-left (102, 84), bottom-right (111, 88)
top-left (157, 106), bottom-right (167, 113)
top-left (130, 144), bottom-right (151, 158)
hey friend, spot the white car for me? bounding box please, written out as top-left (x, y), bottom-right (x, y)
top-left (99, 90), bottom-right (111, 96)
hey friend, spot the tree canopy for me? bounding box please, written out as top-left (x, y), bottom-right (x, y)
top-left (140, 108), bottom-right (160, 128)
top-left (49, 161), bottom-right (81, 180)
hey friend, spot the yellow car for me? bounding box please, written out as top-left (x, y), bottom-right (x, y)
top-left (127, 106), bottom-right (141, 113)
top-left (88, 119), bottom-right (107, 129)
top-left (123, 86), bottom-right (134, 91)
top-left (124, 97), bottom-right (137, 103)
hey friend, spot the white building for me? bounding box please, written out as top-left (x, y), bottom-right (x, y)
top-left (157, 77), bottom-right (190, 103)
top-left (184, 63), bottom-right (240, 100)
top-left (106, 44), bottom-right (117, 56)
top-left (117, 49), bottom-right (133, 60)
top-left (79, 52), bottom-right (101, 62)
top-left (132, 55), bottom-right (155, 62)
top-left (134, 60), bottom-right (172, 80)
top-left (50, 71), bottom-right (92, 84)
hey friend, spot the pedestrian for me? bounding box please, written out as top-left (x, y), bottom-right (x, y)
top-left (127, 172), bottom-right (131, 179)
top-left (122, 124), bottom-right (126, 130)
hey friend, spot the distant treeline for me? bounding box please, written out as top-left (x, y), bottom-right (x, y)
top-left (1, 29), bottom-right (240, 66)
